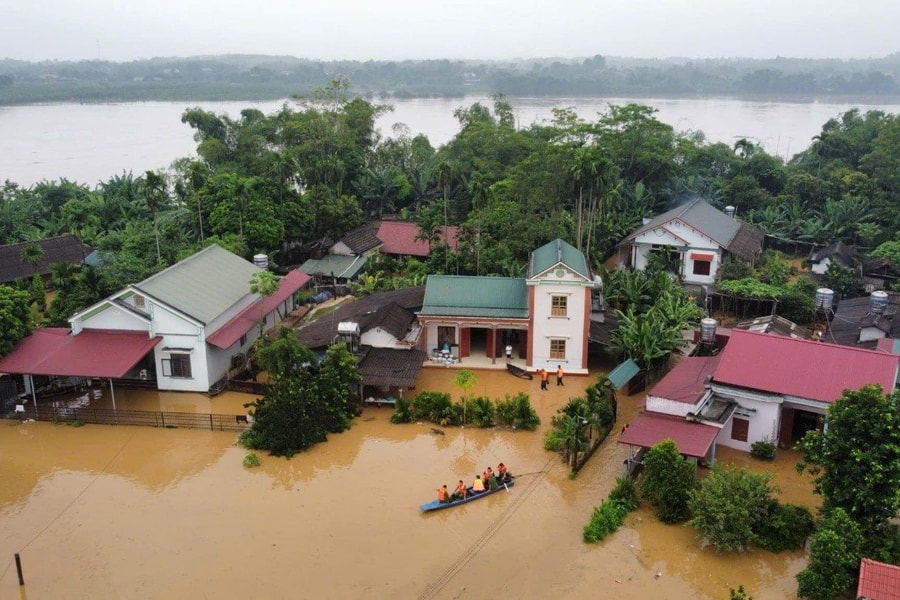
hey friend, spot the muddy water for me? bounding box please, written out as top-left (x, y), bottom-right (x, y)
top-left (1, 364), bottom-right (817, 599)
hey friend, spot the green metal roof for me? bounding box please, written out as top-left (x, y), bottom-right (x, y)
top-left (419, 276), bottom-right (529, 318)
top-left (626, 198), bottom-right (740, 248)
top-left (528, 238), bottom-right (591, 280)
top-left (299, 254), bottom-right (368, 279)
top-left (608, 358), bottom-right (640, 390)
top-left (135, 244), bottom-right (261, 325)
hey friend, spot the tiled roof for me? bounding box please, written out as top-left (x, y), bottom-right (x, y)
top-left (338, 223), bottom-right (382, 254)
top-left (588, 312), bottom-right (620, 345)
top-left (528, 238), bottom-right (591, 280)
top-left (649, 356), bottom-right (720, 404)
top-left (828, 294), bottom-right (900, 349)
top-left (419, 275), bottom-right (529, 319)
top-left (618, 411), bottom-right (719, 458)
top-left (714, 329), bottom-right (899, 403)
top-left (296, 286), bottom-right (425, 350)
top-left (358, 347), bottom-right (426, 389)
top-left (135, 244), bottom-right (260, 325)
top-left (376, 221), bottom-right (460, 257)
top-left (858, 558), bottom-right (900, 600)
top-left (361, 302), bottom-right (416, 341)
top-left (0, 327), bottom-right (161, 378)
top-left (809, 240), bottom-right (861, 267)
top-left (0, 235), bottom-right (93, 283)
top-left (206, 270), bottom-right (310, 349)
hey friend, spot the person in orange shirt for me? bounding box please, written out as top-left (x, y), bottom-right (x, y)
top-left (454, 480), bottom-right (467, 500)
top-left (437, 484), bottom-right (449, 503)
top-left (556, 365), bottom-right (564, 386)
top-left (497, 462), bottom-right (509, 482)
top-left (540, 368), bottom-right (549, 390)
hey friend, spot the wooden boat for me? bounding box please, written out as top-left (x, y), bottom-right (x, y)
top-left (506, 363), bottom-right (533, 380)
top-left (420, 477), bottom-right (515, 512)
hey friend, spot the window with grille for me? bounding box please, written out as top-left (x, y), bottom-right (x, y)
top-left (161, 353), bottom-right (192, 378)
top-left (551, 296), bottom-right (567, 317)
top-left (731, 417), bottom-right (749, 442)
top-left (692, 259), bottom-right (711, 276)
top-left (550, 339), bottom-right (566, 360)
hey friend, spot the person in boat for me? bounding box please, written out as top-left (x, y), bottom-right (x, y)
top-left (472, 475), bottom-right (486, 493)
top-left (497, 462), bottom-right (509, 483)
top-left (453, 480), bottom-right (467, 501)
top-left (437, 484), bottom-right (450, 503)
top-left (484, 467), bottom-right (498, 490)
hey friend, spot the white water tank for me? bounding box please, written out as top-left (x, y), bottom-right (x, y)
top-left (253, 253), bottom-right (269, 269)
top-left (871, 290), bottom-right (889, 314)
top-left (700, 318), bottom-right (717, 344)
top-left (815, 288), bottom-right (834, 311)
top-left (724, 205), bottom-right (736, 218)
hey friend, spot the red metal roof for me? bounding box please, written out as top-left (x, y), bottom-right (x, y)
top-left (206, 269), bottom-right (310, 349)
top-left (858, 558), bottom-right (900, 600)
top-left (0, 328), bottom-right (160, 378)
top-left (376, 221), bottom-right (459, 257)
top-left (618, 411), bottom-right (719, 459)
top-left (714, 329), bottom-right (899, 403)
top-left (649, 355), bottom-right (720, 404)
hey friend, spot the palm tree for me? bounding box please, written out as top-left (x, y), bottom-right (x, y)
top-left (141, 170), bottom-right (166, 264)
top-left (454, 369), bottom-right (477, 426)
top-left (249, 270), bottom-right (279, 337)
top-left (20, 242), bottom-right (45, 279)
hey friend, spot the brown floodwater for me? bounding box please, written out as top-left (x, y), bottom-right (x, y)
top-left (0, 363), bottom-right (817, 599)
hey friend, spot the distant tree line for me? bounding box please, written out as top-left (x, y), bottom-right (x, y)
top-left (1, 53), bottom-right (899, 104)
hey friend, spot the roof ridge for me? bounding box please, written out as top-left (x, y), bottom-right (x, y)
top-left (731, 327), bottom-right (895, 357)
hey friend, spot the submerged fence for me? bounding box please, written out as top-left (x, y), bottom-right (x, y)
top-left (20, 405), bottom-right (251, 432)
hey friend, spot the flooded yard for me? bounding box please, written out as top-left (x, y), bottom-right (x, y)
top-left (1, 363), bottom-right (816, 599)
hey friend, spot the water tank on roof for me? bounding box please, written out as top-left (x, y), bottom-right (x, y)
top-left (337, 322), bottom-right (360, 353)
top-left (337, 322), bottom-right (360, 335)
top-left (871, 290), bottom-right (889, 314)
top-left (700, 318), bottom-right (717, 344)
top-left (815, 288), bottom-right (834, 311)
top-left (592, 275), bottom-right (603, 290)
top-left (253, 253), bottom-right (269, 269)
top-left (724, 205), bottom-right (736, 218)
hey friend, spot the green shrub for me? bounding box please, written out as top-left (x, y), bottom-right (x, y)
top-left (243, 452), bottom-right (261, 468)
top-left (750, 439), bottom-right (776, 461)
top-left (409, 391), bottom-right (453, 423)
top-left (66, 419), bottom-right (84, 428)
top-left (495, 392), bottom-right (540, 430)
top-left (390, 397), bottom-right (412, 423)
top-left (469, 396), bottom-right (496, 427)
top-left (755, 502), bottom-right (814, 552)
top-left (583, 500), bottom-right (630, 543)
top-left (608, 476), bottom-right (639, 511)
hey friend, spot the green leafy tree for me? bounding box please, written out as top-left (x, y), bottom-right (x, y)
top-left (689, 466), bottom-right (774, 552)
top-left (795, 509), bottom-right (863, 600)
top-left (314, 343), bottom-right (362, 433)
top-left (796, 384), bottom-right (900, 537)
top-left (454, 369), bottom-right (477, 425)
top-left (240, 377), bottom-right (328, 457)
top-left (640, 439), bottom-right (696, 523)
top-left (0, 286), bottom-right (33, 355)
top-left (253, 327), bottom-right (316, 382)
top-left (249, 270), bottom-right (279, 336)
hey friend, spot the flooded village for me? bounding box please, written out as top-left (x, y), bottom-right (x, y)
top-left (1, 358), bottom-right (817, 599)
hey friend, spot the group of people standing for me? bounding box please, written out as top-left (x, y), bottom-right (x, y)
top-left (436, 462), bottom-right (512, 503)
top-left (538, 365), bottom-right (564, 390)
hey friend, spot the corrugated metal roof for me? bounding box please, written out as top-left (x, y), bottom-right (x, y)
top-left (648, 356), bottom-right (719, 402)
top-left (358, 347), bottom-right (426, 389)
top-left (618, 411), bottom-right (719, 458)
top-left (419, 276), bottom-right (529, 319)
top-left (207, 270), bottom-right (310, 349)
top-left (135, 245), bottom-right (260, 325)
top-left (528, 238), bottom-right (591, 279)
top-left (608, 358), bottom-right (640, 390)
top-left (299, 254), bottom-right (368, 279)
top-left (0, 327), bottom-right (161, 378)
top-left (858, 558), bottom-right (900, 600)
top-left (376, 221), bottom-right (460, 257)
top-left (714, 329), bottom-right (899, 403)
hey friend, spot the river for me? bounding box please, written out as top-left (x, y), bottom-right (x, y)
top-left (0, 361), bottom-right (817, 599)
top-left (1, 95), bottom-right (899, 188)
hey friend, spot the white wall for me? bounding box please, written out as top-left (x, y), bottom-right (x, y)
top-left (645, 395), bottom-right (697, 417)
top-left (361, 328), bottom-right (400, 348)
top-left (631, 220), bottom-right (723, 285)
top-left (75, 304), bottom-right (149, 333)
top-left (715, 395), bottom-right (782, 452)
top-left (810, 257), bottom-right (831, 276)
top-left (529, 273), bottom-right (590, 374)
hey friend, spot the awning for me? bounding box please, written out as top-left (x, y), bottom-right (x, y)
top-left (607, 358), bottom-right (639, 390)
top-left (207, 269), bottom-right (311, 349)
top-left (690, 252), bottom-right (714, 261)
top-left (618, 411), bottom-right (719, 459)
top-left (0, 328), bottom-right (161, 378)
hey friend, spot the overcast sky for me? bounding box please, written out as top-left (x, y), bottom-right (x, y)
top-left (4, 0), bottom-right (898, 62)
